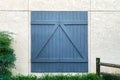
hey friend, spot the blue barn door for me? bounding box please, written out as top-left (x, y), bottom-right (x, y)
top-left (31, 11), bottom-right (88, 72)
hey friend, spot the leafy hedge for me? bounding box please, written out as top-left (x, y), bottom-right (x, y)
top-left (0, 31), bottom-right (16, 80)
top-left (103, 75), bottom-right (120, 80)
top-left (12, 74), bottom-right (104, 80)
top-left (12, 74), bottom-right (120, 80)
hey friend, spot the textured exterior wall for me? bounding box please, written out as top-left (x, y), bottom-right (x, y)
top-left (0, 11), bottom-right (29, 75)
top-left (91, 12), bottom-right (120, 73)
top-left (0, 0), bottom-right (120, 75)
top-left (29, 0), bottom-right (90, 10)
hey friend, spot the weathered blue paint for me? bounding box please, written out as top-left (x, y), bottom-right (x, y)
top-left (31, 11), bottom-right (88, 72)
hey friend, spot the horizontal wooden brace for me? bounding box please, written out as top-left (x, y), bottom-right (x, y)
top-left (31, 20), bottom-right (88, 25)
top-left (31, 58), bottom-right (88, 62)
top-left (100, 62), bottom-right (120, 68)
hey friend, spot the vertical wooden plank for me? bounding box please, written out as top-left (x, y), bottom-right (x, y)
top-left (96, 58), bottom-right (100, 76)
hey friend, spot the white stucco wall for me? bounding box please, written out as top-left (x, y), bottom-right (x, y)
top-left (91, 12), bottom-right (120, 73)
top-left (0, 0), bottom-right (120, 75)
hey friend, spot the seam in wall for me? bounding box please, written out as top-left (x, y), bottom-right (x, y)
top-left (0, 10), bottom-right (29, 12)
top-left (89, 10), bottom-right (120, 12)
top-left (89, 0), bottom-right (91, 73)
top-left (28, 0), bottom-right (30, 74)
top-left (1, 10), bottom-right (120, 12)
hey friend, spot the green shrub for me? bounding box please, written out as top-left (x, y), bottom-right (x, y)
top-left (12, 75), bottom-right (38, 80)
top-left (0, 31), bottom-right (16, 80)
top-left (12, 74), bottom-right (105, 80)
top-left (81, 74), bottom-right (104, 80)
top-left (12, 73), bottom-right (120, 80)
top-left (102, 75), bottom-right (120, 80)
